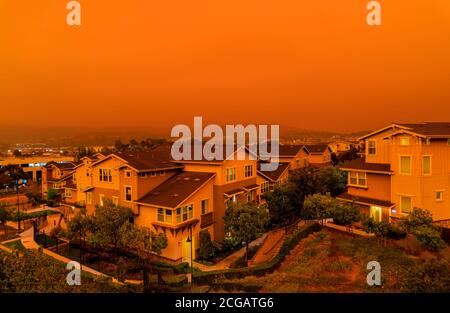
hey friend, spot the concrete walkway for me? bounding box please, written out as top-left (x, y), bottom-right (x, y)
top-left (249, 228), bottom-right (285, 266)
top-left (193, 234), bottom-right (267, 271)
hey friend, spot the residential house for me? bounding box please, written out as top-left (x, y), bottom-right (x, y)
top-left (303, 144), bottom-right (333, 167)
top-left (338, 122), bottom-right (450, 222)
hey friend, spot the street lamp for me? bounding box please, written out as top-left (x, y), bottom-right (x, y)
top-left (16, 178), bottom-right (23, 232)
top-left (186, 226), bottom-right (193, 288)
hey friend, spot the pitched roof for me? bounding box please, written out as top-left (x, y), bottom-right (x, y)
top-left (137, 171), bottom-right (215, 208)
top-left (116, 151), bottom-right (183, 171)
top-left (395, 122), bottom-right (450, 137)
top-left (337, 192), bottom-right (394, 208)
top-left (304, 144), bottom-right (331, 154)
top-left (340, 158), bottom-right (392, 173)
top-left (359, 122), bottom-right (450, 140)
top-left (171, 143), bottom-right (256, 164)
top-left (46, 161), bottom-right (79, 170)
top-left (278, 145), bottom-right (305, 157)
top-left (258, 162), bottom-right (291, 181)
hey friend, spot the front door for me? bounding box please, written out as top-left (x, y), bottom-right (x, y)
top-left (370, 206), bottom-right (382, 222)
top-left (182, 235), bottom-right (193, 265)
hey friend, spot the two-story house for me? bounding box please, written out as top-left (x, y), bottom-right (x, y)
top-left (338, 122), bottom-right (450, 222)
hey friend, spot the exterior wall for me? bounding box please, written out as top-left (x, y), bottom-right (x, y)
top-left (347, 172), bottom-right (391, 201)
top-left (389, 136), bottom-right (450, 221)
top-left (86, 187), bottom-right (120, 215)
top-left (135, 179), bottom-right (215, 262)
top-left (279, 149), bottom-right (309, 170)
top-left (308, 151), bottom-right (331, 165)
top-left (118, 168), bottom-right (179, 213)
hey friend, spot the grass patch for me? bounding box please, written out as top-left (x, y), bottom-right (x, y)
top-left (4, 239), bottom-right (26, 251)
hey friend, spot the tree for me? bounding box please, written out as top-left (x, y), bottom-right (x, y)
top-left (335, 146), bottom-right (360, 165)
top-left (413, 225), bottom-right (446, 251)
top-left (264, 184), bottom-right (297, 225)
top-left (198, 230), bottom-right (219, 260)
top-left (0, 204), bottom-right (10, 235)
top-left (400, 207), bottom-right (446, 251)
top-left (329, 202), bottom-right (361, 231)
top-left (118, 223), bottom-right (168, 286)
top-left (47, 188), bottom-right (58, 200)
top-left (288, 166), bottom-right (324, 210)
top-left (317, 167), bottom-right (347, 197)
top-left (223, 202), bottom-right (268, 265)
top-left (90, 199), bottom-right (133, 253)
top-left (66, 210), bottom-right (93, 250)
top-left (400, 207), bottom-right (434, 233)
top-left (302, 193), bottom-right (335, 223)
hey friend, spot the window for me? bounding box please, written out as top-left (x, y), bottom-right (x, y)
top-left (86, 192), bottom-right (92, 205)
top-left (159, 171), bottom-right (165, 176)
top-left (422, 156), bottom-right (431, 175)
top-left (99, 169), bottom-right (112, 182)
top-left (424, 138), bottom-right (431, 145)
top-left (261, 182), bottom-right (270, 193)
top-left (244, 165), bottom-right (253, 178)
top-left (125, 186), bottom-right (132, 201)
top-left (367, 140), bottom-right (376, 155)
top-left (112, 196), bottom-right (119, 206)
top-left (125, 171), bottom-right (131, 178)
top-left (165, 209), bottom-right (172, 223)
top-left (400, 156), bottom-right (412, 174)
top-left (201, 199), bottom-right (209, 215)
top-left (151, 171), bottom-right (157, 177)
top-left (349, 171), bottom-right (366, 187)
top-left (99, 194), bottom-right (105, 206)
top-left (303, 158), bottom-right (309, 167)
top-left (179, 204), bottom-right (193, 222)
top-left (400, 196), bottom-right (412, 213)
top-left (400, 137), bottom-right (410, 146)
top-left (436, 191), bottom-right (443, 201)
top-left (176, 208), bottom-right (181, 223)
top-left (226, 168), bottom-right (236, 182)
top-left (157, 208), bottom-right (164, 222)
top-left (73, 174), bottom-right (77, 182)
top-left (65, 188), bottom-right (72, 198)
top-left (86, 168), bottom-right (90, 177)
top-left (247, 191), bottom-right (254, 202)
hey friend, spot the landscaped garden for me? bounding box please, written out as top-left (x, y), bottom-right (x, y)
top-left (214, 228), bottom-right (450, 292)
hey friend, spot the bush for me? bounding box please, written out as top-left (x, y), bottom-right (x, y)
top-left (193, 223), bottom-right (321, 285)
top-left (413, 225), bottom-right (446, 251)
top-left (330, 203), bottom-right (361, 227)
top-left (401, 258), bottom-right (450, 292)
top-left (198, 230), bottom-right (219, 261)
top-left (386, 224), bottom-right (407, 240)
top-left (401, 208), bottom-right (434, 233)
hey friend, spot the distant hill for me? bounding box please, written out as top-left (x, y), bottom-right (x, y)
top-left (0, 125), bottom-right (371, 147)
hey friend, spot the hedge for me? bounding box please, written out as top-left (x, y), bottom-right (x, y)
top-left (193, 223), bottom-right (321, 285)
top-left (7, 210), bottom-right (60, 222)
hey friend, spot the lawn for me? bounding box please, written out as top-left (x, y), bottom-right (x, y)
top-left (3, 239), bottom-right (26, 252)
top-left (217, 228), bottom-right (450, 293)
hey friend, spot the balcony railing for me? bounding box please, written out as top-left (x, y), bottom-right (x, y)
top-left (201, 212), bottom-right (214, 228)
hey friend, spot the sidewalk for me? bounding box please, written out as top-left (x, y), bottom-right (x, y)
top-left (193, 234), bottom-right (267, 271)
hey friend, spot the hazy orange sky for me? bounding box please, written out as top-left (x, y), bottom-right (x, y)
top-left (1, 1), bottom-right (450, 134)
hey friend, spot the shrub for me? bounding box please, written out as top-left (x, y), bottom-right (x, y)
top-left (401, 207), bottom-right (433, 233)
top-left (401, 258), bottom-right (450, 292)
top-left (193, 223), bottom-right (321, 285)
top-left (413, 225), bottom-right (446, 251)
top-left (331, 203), bottom-right (361, 228)
top-left (386, 224), bottom-right (407, 240)
top-left (198, 230), bottom-right (219, 261)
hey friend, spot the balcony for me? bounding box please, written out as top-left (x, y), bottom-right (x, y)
top-left (201, 212), bottom-right (214, 228)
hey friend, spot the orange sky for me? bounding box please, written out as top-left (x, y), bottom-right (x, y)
top-left (1, 1), bottom-right (450, 134)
